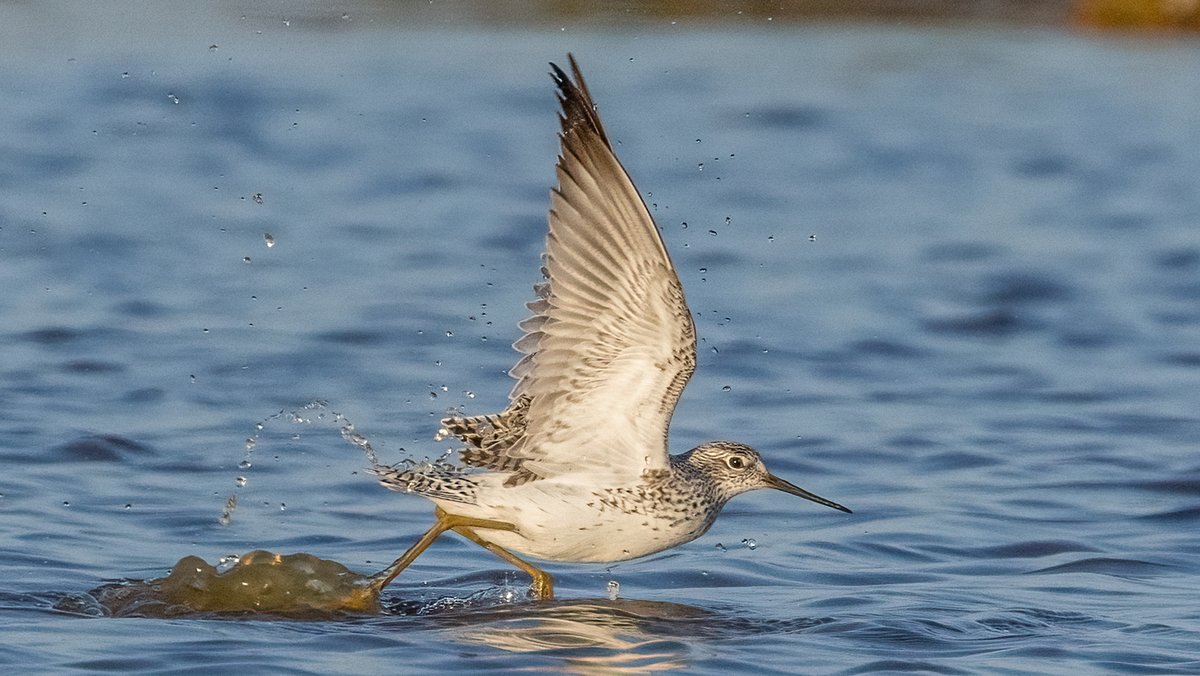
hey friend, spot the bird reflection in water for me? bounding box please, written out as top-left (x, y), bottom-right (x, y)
top-left (407, 598), bottom-right (707, 673)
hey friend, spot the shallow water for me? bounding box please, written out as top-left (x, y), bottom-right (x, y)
top-left (2, 4), bottom-right (1199, 673)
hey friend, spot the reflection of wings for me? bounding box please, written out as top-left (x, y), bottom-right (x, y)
top-left (444, 55), bottom-right (696, 484)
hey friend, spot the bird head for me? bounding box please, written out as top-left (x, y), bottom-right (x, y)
top-left (685, 441), bottom-right (852, 513)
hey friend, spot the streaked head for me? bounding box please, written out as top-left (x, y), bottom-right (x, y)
top-left (685, 441), bottom-right (852, 513)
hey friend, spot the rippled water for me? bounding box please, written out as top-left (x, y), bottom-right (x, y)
top-left (2, 5), bottom-right (1199, 673)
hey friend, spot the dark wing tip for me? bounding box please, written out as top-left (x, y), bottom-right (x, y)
top-left (548, 53), bottom-right (611, 148)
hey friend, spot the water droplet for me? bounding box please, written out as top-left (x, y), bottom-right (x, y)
top-left (208, 44), bottom-right (219, 52)
top-left (767, 235), bottom-right (775, 242)
top-left (809, 234), bottom-right (817, 242)
top-left (465, 391), bottom-right (475, 399)
top-left (121, 72), bottom-right (129, 78)
top-left (238, 459), bottom-right (252, 470)
top-left (244, 437), bottom-right (256, 451)
top-left (681, 221), bottom-right (688, 229)
top-left (242, 256), bottom-right (251, 263)
top-left (445, 330), bottom-right (453, 337)
top-left (279, 503), bottom-right (286, 511)
top-left (742, 538), bottom-right (758, 550)
top-left (721, 385), bottom-right (731, 392)
top-left (124, 503), bottom-right (132, 510)
top-left (263, 232), bottom-right (275, 248)
top-left (607, 580), bottom-right (620, 600)
top-left (218, 495), bottom-right (237, 526)
top-left (253, 193), bottom-right (264, 204)
top-left (697, 163), bottom-right (704, 171)
top-left (63, 501), bottom-right (70, 507)
top-left (699, 267), bottom-right (707, 274)
top-left (167, 93), bottom-right (179, 104)
top-left (235, 476), bottom-right (247, 488)
top-left (725, 216), bottom-right (732, 225)
top-left (708, 230), bottom-right (717, 237)
top-left (714, 542), bottom-right (727, 552)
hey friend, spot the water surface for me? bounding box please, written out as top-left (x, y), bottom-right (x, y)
top-left (2, 5), bottom-right (1199, 673)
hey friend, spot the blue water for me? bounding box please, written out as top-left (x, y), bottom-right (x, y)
top-left (2, 4), bottom-right (1199, 673)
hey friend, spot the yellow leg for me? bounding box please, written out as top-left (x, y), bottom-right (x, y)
top-left (369, 512), bottom-right (455, 592)
top-left (369, 507), bottom-right (526, 593)
top-left (454, 526), bottom-right (555, 599)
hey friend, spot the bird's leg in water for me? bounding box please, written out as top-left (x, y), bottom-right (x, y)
top-left (452, 525), bottom-right (555, 598)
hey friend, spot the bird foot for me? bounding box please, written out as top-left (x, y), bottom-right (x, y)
top-left (529, 573), bottom-right (555, 599)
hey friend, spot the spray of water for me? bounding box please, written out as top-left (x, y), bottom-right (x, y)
top-left (219, 400), bottom-right (381, 525)
top-left (218, 399), bottom-right (474, 525)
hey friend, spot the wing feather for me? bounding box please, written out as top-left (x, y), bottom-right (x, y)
top-left (504, 55), bottom-right (697, 480)
top-left (445, 55), bottom-right (696, 482)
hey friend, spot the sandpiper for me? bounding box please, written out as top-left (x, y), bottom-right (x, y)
top-left (370, 55), bottom-right (850, 599)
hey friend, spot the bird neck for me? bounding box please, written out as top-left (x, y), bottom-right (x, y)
top-left (669, 452), bottom-right (735, 506)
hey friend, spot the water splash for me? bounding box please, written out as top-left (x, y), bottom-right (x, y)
top-left (219, 400), bottom-right (383, 525)
top-left (218, 494), bottom-right (237, 527)
top-left (217, 553), bottom-right (241, 572)
top-left (81, 551), bottom-right (380, 617)
top-left (219, 400), bottom-right (468, 526)
top-left (339, 421), bottom-right (379, 465)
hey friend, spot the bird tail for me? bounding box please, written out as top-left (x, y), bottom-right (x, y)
top-left (369, 463), bottom-right (478, 504)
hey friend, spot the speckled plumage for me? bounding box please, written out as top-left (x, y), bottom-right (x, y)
top-left (370, 55), bottom-right (849, 590)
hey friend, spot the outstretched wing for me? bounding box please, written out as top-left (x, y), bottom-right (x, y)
top-left (467, 54), bottom-right (697, 483)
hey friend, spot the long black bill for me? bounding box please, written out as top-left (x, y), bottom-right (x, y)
top-left (767, 474), bottom-right (852, 513)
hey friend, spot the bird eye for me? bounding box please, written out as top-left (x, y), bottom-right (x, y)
top-left (726, 455), bottom-right (746, 470)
